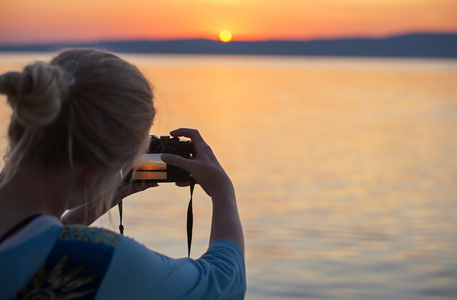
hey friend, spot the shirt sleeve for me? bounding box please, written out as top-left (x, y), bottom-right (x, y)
top-left (97, 238), bottom-right (246, 300)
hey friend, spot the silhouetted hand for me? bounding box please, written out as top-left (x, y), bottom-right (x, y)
top-left (161, 128), bottom-right (235, 199)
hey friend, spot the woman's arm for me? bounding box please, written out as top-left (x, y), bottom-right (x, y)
top-left (161, 128), bottom-right (244, 255)
top-left (61, 182), bottom-right (157, 226)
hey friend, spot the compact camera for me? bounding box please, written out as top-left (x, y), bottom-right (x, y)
top-left (129, 135), bottom-right (195, 182)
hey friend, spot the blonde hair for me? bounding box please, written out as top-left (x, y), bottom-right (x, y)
top-left (0, 49), bottom-right (155, 199)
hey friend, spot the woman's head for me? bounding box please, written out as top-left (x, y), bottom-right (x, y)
top-left (0, 49), bottom-right (155, 191)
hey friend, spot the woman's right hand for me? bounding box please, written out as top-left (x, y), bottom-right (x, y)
top-left (161, 128), bottom-right (244, 254)
top-left (160, 128), bottom-right (234, 200)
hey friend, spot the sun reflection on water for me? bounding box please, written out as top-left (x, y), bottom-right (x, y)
top-left (0, 54), bottom-right (456, 299)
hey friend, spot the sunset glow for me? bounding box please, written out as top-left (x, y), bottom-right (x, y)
top-left (0, 0), bottom-right (456, 44)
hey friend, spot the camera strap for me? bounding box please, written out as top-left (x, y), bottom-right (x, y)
top-left (118, 200), bottom-right (124, 235)
top-left (187, 177), bottom-right (196, 257)
top-left (117, 178), bottom-right (196, 257)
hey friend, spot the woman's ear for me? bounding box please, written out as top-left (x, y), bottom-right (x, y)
top-left (82, 167), bottom-right (100, 190)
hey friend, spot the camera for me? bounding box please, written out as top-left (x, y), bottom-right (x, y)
top-left (129, 135), bottom-right (195, 182)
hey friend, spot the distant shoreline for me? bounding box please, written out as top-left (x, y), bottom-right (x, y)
top-left (1, 33), bottom-right (456, 58)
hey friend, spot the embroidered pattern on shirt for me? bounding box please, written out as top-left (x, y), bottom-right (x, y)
top-left (12, 226), bottom-right (120, 300)
top-left (59, 225), bottom-right (120, 248)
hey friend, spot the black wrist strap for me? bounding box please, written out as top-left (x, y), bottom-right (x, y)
top-left (187, 177), bottom-right (196, 257)
top-left (117, 178), bottom-right (196, 257)
top-left (118, 200), bottom-right (124, 235)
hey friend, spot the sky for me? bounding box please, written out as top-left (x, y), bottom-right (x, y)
top-left (0, 0), bottom-right (456, 44)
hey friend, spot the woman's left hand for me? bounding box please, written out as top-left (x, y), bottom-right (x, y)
top-left (61, 181), bottom-right (157, 226)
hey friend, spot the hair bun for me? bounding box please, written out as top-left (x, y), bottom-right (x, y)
top-left (0, 61), bottom-right (74, 127)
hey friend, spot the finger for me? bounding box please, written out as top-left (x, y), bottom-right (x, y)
top-left (130, 181), bottom-right (159, 192)
top-left (170, 128), bottom-right (206, 147)
top-left (161, 153), bottom-right (193, 171)
top-left (116, 181), bottom-right (158, 200)
top-left (124, 181), bottom-right (158, 193)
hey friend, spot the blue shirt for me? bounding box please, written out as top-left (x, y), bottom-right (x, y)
top-left (0, 216), bottom-right (246, 299)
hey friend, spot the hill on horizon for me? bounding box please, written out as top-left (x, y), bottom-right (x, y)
top-left (0, 32), bottom-right (456, 58)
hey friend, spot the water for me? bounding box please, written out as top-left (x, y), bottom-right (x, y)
top-left (1, 53), bottom-right (456, 299)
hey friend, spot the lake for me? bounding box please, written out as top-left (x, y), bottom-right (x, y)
top-left (0, 53), bottom-right (456, 299)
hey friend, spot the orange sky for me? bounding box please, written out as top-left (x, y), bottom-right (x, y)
top-left (0, 0), bottom-right (456, 44)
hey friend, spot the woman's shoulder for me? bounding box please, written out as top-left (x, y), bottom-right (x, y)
top-left (58, 225), bottom-right (121, 249)
top-left (1, 216), bottom-right (122, 252)
top-left (0, 215), bottom-right (62, 252)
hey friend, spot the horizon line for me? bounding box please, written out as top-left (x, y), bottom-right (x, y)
top-left (2, 30), bottom-right (457, 47)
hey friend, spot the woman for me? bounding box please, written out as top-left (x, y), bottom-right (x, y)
top-left (0, 49), bottom-right (245, 299)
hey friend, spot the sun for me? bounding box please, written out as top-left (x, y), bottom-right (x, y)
top-left (219, 30), bottom-right (233, 42)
